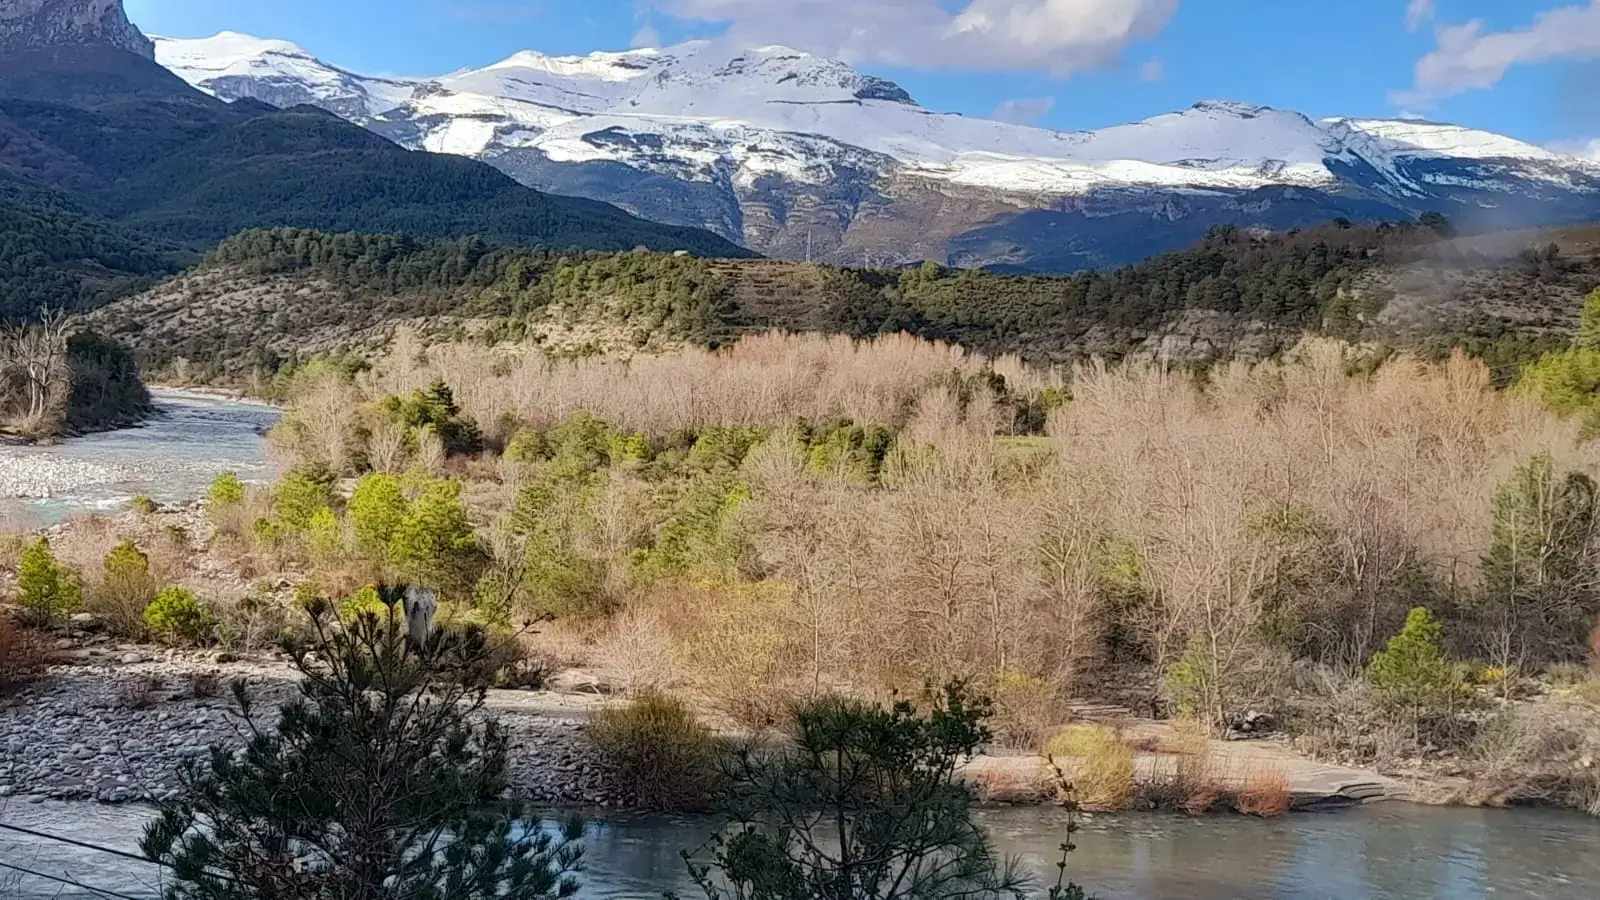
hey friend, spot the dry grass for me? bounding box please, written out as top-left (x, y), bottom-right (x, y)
top-left (1233, 766), bottom-right (1293, 817)
top-left (1042, 724), bottom-right (1136, 811)
top-left (1142, 723), bottom-right (1228, 813)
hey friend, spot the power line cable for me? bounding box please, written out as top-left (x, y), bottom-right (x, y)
top-left (0, 822), bottom-right (157, 865)
top-left (0, 858), bottom-right (152, 900)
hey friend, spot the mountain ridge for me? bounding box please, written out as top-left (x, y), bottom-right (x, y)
top-left (154, 31), bottom-right (1600, 272)
top-left (0, 0), bottom-right (151, 59)
top-left (0, 19), bottom-right (751, 322)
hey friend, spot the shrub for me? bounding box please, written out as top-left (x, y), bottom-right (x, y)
top-left (143, 587), bottom-right (215, 645)
top-left (480, 628), bottom-right (554, 690)
top-left (991, 669), bottom-right (1059, 750)
top-left (1233, 766), bottom-right (1292, 817)
top-left (1547, 661), bottom-right (1591, 688)
top-left (130, 496), bottom-right (159, 515)
top-left (1368, 608), bottom-right (1463, 718)
top-left (94, 540), bottom-right (158, 636)
top-left (348, 473), bottom-right (407, 556)
top-left (306, 507), bottom-right (345, 563)
top-left (503, 427), bottom-right (549, 464)
top-left (274, 464), bottom-right (336, 534)
top-left (187, 670), bottom-right (223, 699)
top-left (1042, 724), bottom-right (1135, 810)
top-left (388, 479), bottom-right (486, 598)
top-left (207, 472), bottom-right (246, 508)
top-left (587, 692), bottom-right (721, 811)
top-left (681, 682), bottom-right (1049, 900)
top-left (1141, 722), bottom-right (1225, 813)
top-left (118, 675), bottom-right (164, 709)
top-left (338, 585), bottom-right (389, 624)
top-left (17, 538), bottom-right (82, 622)
top-left (382, 379), bottom-right (484, 457)
top-left (1591, 618), bottom-right (1600, 671)
top-left (140, 603), bottom-right (583, 899)
top-left (215, 591), bottom-right (293, 654)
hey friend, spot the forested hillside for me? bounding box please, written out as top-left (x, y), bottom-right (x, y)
top-left (84, 219), bottom-right (1600, 383)
top-left (0, 44), bottom-right (749, 275)
top-left (0, 187), bottom-right (183, 320)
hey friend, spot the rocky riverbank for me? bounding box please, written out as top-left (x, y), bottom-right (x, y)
top-left (0, 648), bottom-right (618, 807)
top-left (0, 452), bottom-right (132, 500)
top-left (1, 634), bottom-right (1428, 814)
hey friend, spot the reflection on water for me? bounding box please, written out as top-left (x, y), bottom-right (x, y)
top-left (0, 390), bottom-right (279, 525)
top-left (4, 800), bottom-right (1598, 899)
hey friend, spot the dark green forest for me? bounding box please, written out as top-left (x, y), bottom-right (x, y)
top-left (0, 188), bottom-right (183, 320)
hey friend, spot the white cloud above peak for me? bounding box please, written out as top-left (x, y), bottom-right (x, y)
top-left (991, 96), bottom-right (1055, 124)
top-left (1393, 1), bottom-right (1600, 106)
top-left (1549, 138), bottom-right (1600, 160)
top-left (647, 0), bottom-right (1179, 74)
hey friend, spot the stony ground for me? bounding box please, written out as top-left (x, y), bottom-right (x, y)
top-left (0, 646), bottom-right (618, 808)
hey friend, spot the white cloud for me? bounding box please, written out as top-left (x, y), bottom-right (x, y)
top-left (1549, 138), bottom-right (1600, 159)
top-left (1138, 57), bottom-right (1164, 81)
top-left (1393, 1), bottom-right (1600, 106)
top-left (990, 97), bottom-right (1055, 124)
top-left (649, 0), bottom-right (1179, 74)
top-left (631, 24), bottom-right (662, 48)
top-left (1405, 0), bottom-right (1435, 32)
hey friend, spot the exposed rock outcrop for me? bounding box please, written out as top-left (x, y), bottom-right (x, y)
top-left (0, 0), bottom-right (153, 59)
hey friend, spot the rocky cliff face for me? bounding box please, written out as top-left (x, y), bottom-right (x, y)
top-left (0, 0), bottom-right (153, 58)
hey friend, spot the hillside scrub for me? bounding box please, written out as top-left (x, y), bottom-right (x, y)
top-left (90, 221), bottom-right (1600, 385)
top-left (247, 333), bottom-right (1600, 761)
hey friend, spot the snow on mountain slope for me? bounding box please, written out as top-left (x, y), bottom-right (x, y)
top-left (154, 32), bottom-right (413, 118)
top-left (151, 32), bottom-right (1600, 271)
top-left (155, 33), bottom-right (1597, 196)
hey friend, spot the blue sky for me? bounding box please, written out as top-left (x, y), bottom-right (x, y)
top-left (124, 0), bottom-right (1599, 152)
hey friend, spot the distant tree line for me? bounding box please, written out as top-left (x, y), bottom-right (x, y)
top-left (191, 215), bottom-right (1590, 368)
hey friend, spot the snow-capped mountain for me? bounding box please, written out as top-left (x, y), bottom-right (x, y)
top-left (155, 32), bottom-right (1600, 271)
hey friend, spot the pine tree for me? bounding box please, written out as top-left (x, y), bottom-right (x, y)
top-left (677, 683), bottom-right (1059, 900)
top-left (1481, 454), bottom-right (1600, 659)
top-left (388, 479), bottom-right (486, 598)
top-left (1367, 607), bottom-right (1461, 735)
top-left (17, 537), bottom-right (81, 622)
top-left (141, 595), bottom-right (584, 900)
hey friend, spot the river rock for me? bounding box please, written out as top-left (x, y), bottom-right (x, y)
top-left (70, 613), bottom-right (107, 632)
top-left (0, 655), bottom-right (620, 807)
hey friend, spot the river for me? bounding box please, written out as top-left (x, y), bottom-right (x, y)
top-left (2, 800), bottom-right (1599, 898)
top-left (2, 392), bottom-right (1600, 897)
top-left (0, 390), bottom-right (279, 525)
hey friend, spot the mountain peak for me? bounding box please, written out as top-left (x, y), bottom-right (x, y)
top-left (1190, 100), bottom-right (1271, 118)
top-left (0, 0), bottom-right (153, 58)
